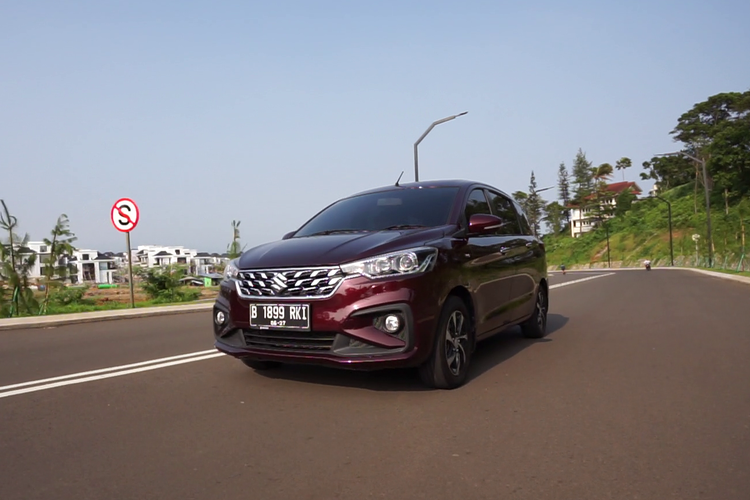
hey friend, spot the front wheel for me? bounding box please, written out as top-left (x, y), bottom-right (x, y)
top-left (521, 285), bottom-right (548, 339)
top-left (419, 296), bottom-right (473, 390)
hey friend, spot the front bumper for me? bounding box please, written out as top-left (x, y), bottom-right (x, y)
top-left (212, 274), bottom-right (441, 370)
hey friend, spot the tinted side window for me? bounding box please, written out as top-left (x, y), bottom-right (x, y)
top-left (486, 191), bottom-right (522, 235)
top-left (513, 201), bottom-right (533, 236)
top-left (465, 189), bottom-right (491, 222)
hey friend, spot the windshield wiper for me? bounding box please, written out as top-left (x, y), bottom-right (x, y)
top-left (383, 224), bottom-right (427, 230)
top-left (307, 229), bottom-right (367, 236)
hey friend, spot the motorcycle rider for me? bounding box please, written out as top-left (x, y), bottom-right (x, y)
top-left (643, 259), bottom-right (652, 270)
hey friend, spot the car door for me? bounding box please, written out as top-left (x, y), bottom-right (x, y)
top-left (507, 199), bottom-right (545, 322)
top-left (462, 188), bottom-right (518, 337)
top-left (482, 190), bottom-right (530, 320)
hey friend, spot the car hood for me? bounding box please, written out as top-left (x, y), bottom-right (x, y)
top-left (237, 227), bottom-right (451, 269)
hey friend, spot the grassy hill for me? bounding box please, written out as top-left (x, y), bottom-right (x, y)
top-left (543, 182), bottom-right (749, 271)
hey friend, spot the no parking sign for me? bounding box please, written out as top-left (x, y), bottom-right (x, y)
top-left (111, 198), bottom-right (139, 233)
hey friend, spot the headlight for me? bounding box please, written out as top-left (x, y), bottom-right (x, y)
top-left (340, 247), bottom-right (438, 279)
top-left (224, 259), bottom-right (240, 280)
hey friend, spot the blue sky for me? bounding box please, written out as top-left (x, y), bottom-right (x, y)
top-left (2, 0), bottom-right (748, 252)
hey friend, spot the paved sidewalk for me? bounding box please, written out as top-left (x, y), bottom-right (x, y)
top-left (0, 302), bottom-right (213, 331)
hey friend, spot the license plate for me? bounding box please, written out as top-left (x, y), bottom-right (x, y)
top-left (249, 303), bottom-right (310, 331)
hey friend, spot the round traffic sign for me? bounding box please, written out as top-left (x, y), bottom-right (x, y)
top-left (111, 198), bottom-right (140, 233)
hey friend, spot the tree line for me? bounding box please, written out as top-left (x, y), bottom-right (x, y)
top-left (513, 89), bottom-right (749, 236)
top-left (513, 150), bottom-right (636, 235)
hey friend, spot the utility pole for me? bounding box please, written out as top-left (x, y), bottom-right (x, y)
top-left (652, 193), bottom-right (674, 267)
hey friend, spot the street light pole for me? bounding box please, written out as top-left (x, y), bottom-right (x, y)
top-left (652, 193), bottom-right (674, 266)
top-left (414, 112), bottom-right (468, 182)
top-left (657, 151), bottom-right (713, 267)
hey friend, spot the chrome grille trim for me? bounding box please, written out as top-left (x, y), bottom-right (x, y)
top-left (234, 266), bottom-right (347, 300)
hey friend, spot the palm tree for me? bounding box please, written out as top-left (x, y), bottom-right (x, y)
top-left (615, 157), bottom-right (632, 182)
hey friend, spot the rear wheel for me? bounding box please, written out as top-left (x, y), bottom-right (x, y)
top-left (520, 284), bottom-right (548, 339)
top-left (419, 296), bottom-right (473, 390)
top-left (241, 359), bottom-right (282, 370)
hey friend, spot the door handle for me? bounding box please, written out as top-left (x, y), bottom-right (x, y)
top-left (500, 246), bottom-right (510, 254)
top-left (526, 241), bottom-right (535, 248)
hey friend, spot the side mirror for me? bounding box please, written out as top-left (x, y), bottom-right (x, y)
top-left (468, 214), bottom-right (503, 235)
top-left (282, 231), bottom-right (296, 240)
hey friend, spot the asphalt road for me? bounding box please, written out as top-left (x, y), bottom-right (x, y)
top-left (1, 269), bottom-right (749, 500)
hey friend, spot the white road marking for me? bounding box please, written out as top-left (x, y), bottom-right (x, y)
top-left (0, 351), bottom-right (223, 399)
top-left (550, 272), bottom-right (615, 290)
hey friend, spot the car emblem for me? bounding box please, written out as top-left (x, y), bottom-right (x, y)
top-left (271, 273), bottom-right (288, 291)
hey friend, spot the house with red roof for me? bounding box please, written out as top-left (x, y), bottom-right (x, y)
top-left (569, 181), bottom-right (641, 238)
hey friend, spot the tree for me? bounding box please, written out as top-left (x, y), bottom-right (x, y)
top-left (39, 214), bottom-right (78, 315)
top-left (525, 171), bottom-right (546, 235)
top-left (590, 164), bottom-right (615, 227)
top-left (614, 188), bottom-right (637, 217)
top-left (227, 220), bottom-right (245, 259)
top-left (615, 157), bottom-right (632, 182)
top-left (641, 156), bottom-right (694, 191)
top-left (571, 148), bottom-right (593, 202)
top-left (671, 90), bottom-right (750, 201)
top-left (557, 162), bottom-right (571, 224)
top-left (512, 191), bottom-right (529, 214)
top-left (139, 265), bottom-right (195, 303)
top-left (0, 200), bottom-right (39, 317)
top-left (544, 201), bottom-right (564, 235)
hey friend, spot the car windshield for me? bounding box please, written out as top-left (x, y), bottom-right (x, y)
top-left (294, 187), bottom-right (460, 237)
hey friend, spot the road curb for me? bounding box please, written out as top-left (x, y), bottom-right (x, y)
top-left (0, 303), bottom-right (214, 331)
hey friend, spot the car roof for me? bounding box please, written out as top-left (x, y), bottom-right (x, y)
top-left (349, 179), bottom-right (504, 197)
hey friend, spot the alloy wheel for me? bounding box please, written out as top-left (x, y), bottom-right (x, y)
top-left (444, 311), bottom-right (468, 376)
top-left (536, 289), bottom-right (547, 332)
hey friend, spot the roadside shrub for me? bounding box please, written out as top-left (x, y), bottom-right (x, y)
top-left (49, 286), bottom-right (90, 306)
top-left (140, 265), bottom-right (203, 303)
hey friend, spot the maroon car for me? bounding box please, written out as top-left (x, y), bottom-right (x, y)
top-left (212, 180), bottom-right (548, 389)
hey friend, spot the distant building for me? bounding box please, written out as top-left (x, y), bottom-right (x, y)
top-left (6, 239), bottom-right (231, 285)
top-left (133, 245), bottom-right (198, 268)
top-left (68, 249), bottom-right (117, 284)
top-left (569, 181), bottom-right (641, 238)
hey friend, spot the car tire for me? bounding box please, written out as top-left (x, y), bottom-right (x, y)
top-left (419, 296), bottom-right (473, 390)
top-left (520, 284), bottom-right (548, 339)
top-left (241, 359), bottom-right (282, 370)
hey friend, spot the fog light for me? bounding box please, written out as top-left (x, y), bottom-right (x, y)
top-left (384, 314), bottom-right (401, 333)
top-left (215, 310), bottom-right (226, 325)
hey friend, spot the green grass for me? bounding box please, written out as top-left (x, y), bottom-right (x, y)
top-left (10, 298), bottom-right (210, 318)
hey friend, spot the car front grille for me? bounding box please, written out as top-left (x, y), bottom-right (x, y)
top-left (243, 329), bottom-right (336, 352)
top-left (236, 267), bottom-right (345, 299)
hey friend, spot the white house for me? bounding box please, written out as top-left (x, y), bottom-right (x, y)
top-left (12, 242), bottom-right (116, 284)
top-left (133, 245), bottom-right (199, 268)
top-left (69, 249), bottom-right (117, 284)
top-left (569, 181), bottom-right (641, 238)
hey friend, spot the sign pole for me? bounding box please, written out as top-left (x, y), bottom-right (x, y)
top-left (126, 231), bottom-right (135, 308)
top-left (111, 197), bottom-right (140, 309)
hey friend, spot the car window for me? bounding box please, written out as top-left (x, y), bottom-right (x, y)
top-left (486, 191), bottom-right (522, 235)
top-left (464, 189), bottom-right (491, 222)
top-left (294, 187), bottom-right (460, 237)
top-left (513, 201), bottom-right (533, 236)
